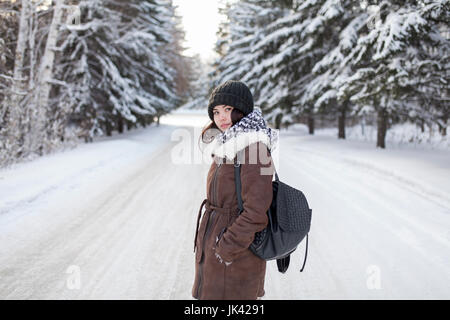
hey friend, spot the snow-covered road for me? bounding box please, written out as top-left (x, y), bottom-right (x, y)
top-left (1, 110), bottom-right (449, 299)
top-left (0, 119), bottom-right (208, 299)
top-left (264, 132), bottom-right (450, 299)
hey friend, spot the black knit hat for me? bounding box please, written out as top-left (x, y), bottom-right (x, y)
top-left (208, 80), bottom-right (254, 121)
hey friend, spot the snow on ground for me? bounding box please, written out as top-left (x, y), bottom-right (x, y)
top-left (312, 121), bottom-right (450, 150)
top-left (264, 127), bottom-right (450, 299)
top-left (0, 109), bottom-right (449, 299)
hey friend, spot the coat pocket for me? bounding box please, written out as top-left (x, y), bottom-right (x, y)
top-left (208, 214), bottom-right (227, 251)
top-left (215, 227), bottom-right (227, 246)
top-left (196, 210), bottom-right (221, 262)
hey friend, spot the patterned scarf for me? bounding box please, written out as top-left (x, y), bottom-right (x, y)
top-left (215, 107), bottom-right (278, 152)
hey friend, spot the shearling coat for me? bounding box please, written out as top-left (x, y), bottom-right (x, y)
top-left (192, 132), bottom-right (275, 300)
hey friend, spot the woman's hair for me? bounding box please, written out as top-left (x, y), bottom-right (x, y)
top-left (199, 108), bottom-right (244, 148)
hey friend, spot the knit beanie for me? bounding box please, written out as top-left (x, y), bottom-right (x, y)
top-left (208, 80), bottom-right (254, 121)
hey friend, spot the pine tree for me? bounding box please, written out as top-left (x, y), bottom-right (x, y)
top-left (179, 54), bottom-right (210, 110)
top-left (214, 0), bottom-right (448, 147)
top-left (338, 0), bottom-right (449, 148)
top-left (213, 0), bottom-right (286, 127)
top-left (301, 1), bottom-right (367, 139)
top-left (54, 0), bottom-right (180, 140)
top-left (0, 0), bottom-right (186, 166)
top-left (399, 0), bottom-right (449, 136)
top-left (225, 0), bottom-right (358, 132)
top-left (212, 1), bottom-right (281, 85)
top-left (169, 5), bottom-right (192, 105)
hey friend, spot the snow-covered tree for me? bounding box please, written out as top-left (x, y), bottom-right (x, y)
top-left (217, 0), bottom-right (357, 131)
top-left (177, 54), bottom-right (211, 110)
top-left (54, 0), bottom-right (180, 140)
top-left (1, 0), bottom-right (29, 162)
top-left (168, 5), bottom-right (192, 104)
top-left (32, 0), bottom-right (64, 154)
top-left (399, 1), bottom-right (449, 136)
top-left (212, 1), bottom-right (281, 85)
top-left (1, 0), bottom-right (186, 166)
top-left (300, 1), bottom-right (367, 139)
top-left (212, 0), bottom-right (287, 127)
top-left (214, 0), bottom-right (449, 147)
top-left (338, 0), bottom-right (449, 148)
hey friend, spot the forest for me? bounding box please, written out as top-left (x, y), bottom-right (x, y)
top-left (0, 0), bottom-right (449, 167)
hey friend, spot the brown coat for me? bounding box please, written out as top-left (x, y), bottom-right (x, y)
top-left (192, 139), bottom-right (274, 300)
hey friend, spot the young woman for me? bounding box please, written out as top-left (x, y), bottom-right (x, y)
top-left (192, 80), bottom-right (278, 300)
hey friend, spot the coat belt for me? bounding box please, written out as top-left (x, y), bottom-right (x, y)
top-left (205, 200), bottom-right (233, 215)
top-left (193, 199), bottom-right (234, 252)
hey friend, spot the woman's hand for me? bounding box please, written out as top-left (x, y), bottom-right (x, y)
top-left (215, 251), bottom-right (232, 266)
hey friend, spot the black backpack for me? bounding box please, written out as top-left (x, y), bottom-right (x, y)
top-left (234, 149), bottom-right (312, 273)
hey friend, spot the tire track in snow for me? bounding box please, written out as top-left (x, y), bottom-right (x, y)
top-left (0, 142), bottom-right (173, 298)
top-left (289, 148), bottom-right (450, 252)
top-left (263, 147), bottom-right (450, 299)
top-left (292, 146), bottom-right (450, 211)
top-left (0, 135), bottom-right (207, 299)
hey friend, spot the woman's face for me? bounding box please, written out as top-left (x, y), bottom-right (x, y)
top-left (213, 105), bottom-right (233, 132)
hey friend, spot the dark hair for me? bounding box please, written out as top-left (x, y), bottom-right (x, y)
top-left (199, 108), bottom-right (244, 149)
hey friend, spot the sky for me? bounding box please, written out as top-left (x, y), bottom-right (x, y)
top-left (173, 0), bottom-right (224, 63)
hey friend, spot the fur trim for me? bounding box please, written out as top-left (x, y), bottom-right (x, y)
top-left (210, 130), bottom-right (272, 161)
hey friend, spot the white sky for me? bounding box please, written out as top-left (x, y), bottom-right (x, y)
top-left (173, 0), bottom-right (224, 63)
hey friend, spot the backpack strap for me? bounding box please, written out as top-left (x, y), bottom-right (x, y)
top-left (300, 234), bottom-right (309, 272)
top-left (235, 147), bottom-right (275, 213)
top-left (276, 255), bottom-right (290, 273)
top-left (234, 150), bottom-right (244, 214)
top-left (276, 234), bottom-right (309, 273)
top-left (267, 148), bottom-right (280, 182)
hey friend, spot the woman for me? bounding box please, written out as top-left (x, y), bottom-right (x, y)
top-left (192, 80), bottom-right (278, 300)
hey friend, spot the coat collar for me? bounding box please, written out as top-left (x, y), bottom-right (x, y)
top-left (210, 130), bottom-right (273, 161)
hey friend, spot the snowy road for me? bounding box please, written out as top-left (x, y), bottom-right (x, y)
top-left (264, 132), bottom-right (450, 299)
top-left (0, 120), bottom-right (208, 299)
top-left (0, 110), bottom-right (449, 299)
